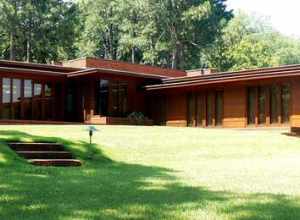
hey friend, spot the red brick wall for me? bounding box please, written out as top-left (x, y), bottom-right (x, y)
top-left (63, 57), bottom-right (186, 78)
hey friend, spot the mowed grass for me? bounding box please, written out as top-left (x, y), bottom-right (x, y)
top-left (1, 125), bottom-right (300, 220)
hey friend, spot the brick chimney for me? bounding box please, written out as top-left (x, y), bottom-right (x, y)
top-left (186, 68), bottom-right (218, 77)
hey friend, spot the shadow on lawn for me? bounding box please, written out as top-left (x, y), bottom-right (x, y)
top-left (0, 130), bottom-right (300, 220)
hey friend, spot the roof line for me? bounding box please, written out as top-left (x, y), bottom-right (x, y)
top-left (0, 66), bottom-right (68, 77)
top-left (0, 60), bottom-right (81, 72)
top-left (163, 64), bottom-right (300, 83)
top-left (67, 68), bottom-right (168, 79)
top-left (145, 69), bottom-right (300, 90)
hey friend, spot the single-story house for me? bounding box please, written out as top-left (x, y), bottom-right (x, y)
top-left (1, 57), bottom-right (300, 132)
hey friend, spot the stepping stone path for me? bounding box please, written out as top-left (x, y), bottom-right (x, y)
top-left (8, 142), bottom-right (82, 167)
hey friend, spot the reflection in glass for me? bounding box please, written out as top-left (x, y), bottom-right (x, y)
top-left (215, 91), bottom-right (223, 126)
top-left (2, 78), bottom-right (11, 104)
top-left (12, 79), bottom-right (21, 102)
top-left (270, 85), bottom-right (279, 124)
top-left (206, 93), bottom-right (214, 126)
top-left (24, 80), bottom-right (32, 98)
top-left (34, 83), bottom-right (42, 96)
top-left (247, 87), bottom-right (256, 125)
top-left (2, 78), bottom-right (11, 119)
top-left (258, 87), bottom-right (266, 124)
top-left (45, 83), bottom-right (52, 97)
top-left (282, 84), bottom-right (290, 123)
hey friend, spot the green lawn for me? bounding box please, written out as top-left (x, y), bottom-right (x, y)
top-left (1, 125), bottom-right (300, 220)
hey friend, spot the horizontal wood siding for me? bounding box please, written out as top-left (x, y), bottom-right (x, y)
top-left (291, 79), bottom-right (300, 128)
top-left (223, 87), bottom-right (247, 128)
top-left (166, 93), bottom-right (187, 127)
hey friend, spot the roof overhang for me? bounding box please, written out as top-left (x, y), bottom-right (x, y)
top-left (0, 60), bottom-right (80, 73)
top-left (0, 67), bottom-right (68, 78)
top-left (67, 68), bottom-right (168, 80)
top-left (145, 68), bottom-right (300, 91)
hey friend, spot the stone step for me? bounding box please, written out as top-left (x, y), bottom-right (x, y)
top-left (9, 142), bottom-right (65, 151)
top-left (28, 159), bottom-right (82, 167)
top-left (16, 151), bottom-right (73, 159)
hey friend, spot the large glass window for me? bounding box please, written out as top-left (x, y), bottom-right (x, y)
top-left (270, 85), bottom-right (279, 124)
top-left (215, 91), bottom-right (223, 126)
top-left (258, 87), bottom-right (266, 124)
top-left (281, 84), bottom-right (290, 123)
top-left (1, 79), bottom-right (55, 121)
top-left (12, 79), bottom-right (21, 119)
top-left (23, 80), bottom-right (33, 120)
top-left (24, 80), bottom-right (32, 98)
top-left (34, 83), bottom-right (42, 97)
top-left (2, 78), bottom-right (11, 119)
top-left (45, 83), bottom-right (52, 97)
top-left (247, 87), bottom-right (256, 125)
top-left (206, 93), bottom-right (214, 126)
top-left (2, 78), bottom-right (11, 104)
top-left (96, 80), bottom-right (109, 116)
top-left (187, 93), bottom-right (196, 127)
top-left (12, 79), bottom-right (21, 102)
top-left (110, 81), bottom-right (128, 117)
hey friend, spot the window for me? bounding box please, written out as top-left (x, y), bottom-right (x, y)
top-left (1, 78), bottom-right (11, 119)
top-left (110, 81), bottom-right (128, 117)
top-left (23, 80), bottom-right (33, 120)
top-left (96, 80), bottom-right (109, 116)
top-left (215, 91), bottom-right (223, 126)
top-left (24, 80), bottom-right (32, 98)
top-left (281, 84), bottom-right (290, 123)
top-left (12, 79), bottom-right (21, 103)
top-left (270, 85), bottom-right (279, 124)
top-left (187, 93), bottom-right (196, 127)
top-left (247, 87), bottom-right (256, 125)
top-left (12, 79), bottom-right (21, 119)
top-left (258, 87), bottom-right (266, 124)
top-left (206, 93), bottom-right (214, 126)
top-left (34, 83), bottom-right (42, 97)
top-left (45, 83), bottom-right (52, 97)
top-left (2, 78), bottom-right (11, 104)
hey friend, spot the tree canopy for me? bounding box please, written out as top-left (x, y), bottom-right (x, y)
top-left (0, 1), bottom-right (300, 72)
top-left (204, 11), bottom-right (300, 71)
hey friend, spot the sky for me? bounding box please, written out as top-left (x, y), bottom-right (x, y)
top-left (227, 0), bottom-right (300, 37)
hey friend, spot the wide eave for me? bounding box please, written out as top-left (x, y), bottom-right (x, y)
top-left (145, 65), bottom-right (300, 91)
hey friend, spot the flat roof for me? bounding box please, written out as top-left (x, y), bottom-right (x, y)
top-left (145, 64), bottom-right (300, 90)
top-left (0, 60), bottom-right (81, 73)
top-left (67, 68), bottom-right (167, 79)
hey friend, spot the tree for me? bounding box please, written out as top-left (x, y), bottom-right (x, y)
top-left (204, 11), bottom-right (300, 71)
top-left (77, 0), bottom-right (232, 69)
top-left (0, 0), bottom-right (79, 63)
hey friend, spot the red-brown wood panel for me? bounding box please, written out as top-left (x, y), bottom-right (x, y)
top-left (165, 93), bottom-right (187, 127)
top-left (223, 86), bottom-right (247, 128)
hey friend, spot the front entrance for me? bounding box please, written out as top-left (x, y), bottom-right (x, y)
top-left (95, 79), bottom-right (128, 117)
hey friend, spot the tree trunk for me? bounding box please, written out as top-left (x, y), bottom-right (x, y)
top-left (9, 32), bottom-right (16, 61)
top-left (171, 48), bottom-right (177, 69)
top-left (26, 38), bottom-right (31, 62)
top-left (131, 47), bottom-right (135, 64)
top-left (9, 0), bottom-right (17, 61)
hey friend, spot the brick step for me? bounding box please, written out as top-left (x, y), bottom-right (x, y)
top-left (29, 159), bottom-right (82, 167)
top-left (16, 151), bottom-right (73, 159)
top-left (9, 143), bottom-right (65, 151)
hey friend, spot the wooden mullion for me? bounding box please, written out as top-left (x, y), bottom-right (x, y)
top-left (278, 85), bottom-right (282, 124)
top-left (266, 86), bottom-right (271, 126)
top-left (20, 79), bottom-right (25, 119)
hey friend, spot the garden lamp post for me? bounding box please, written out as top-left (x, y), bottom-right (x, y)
top-left (87, 126), bottom-right (98, 144)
